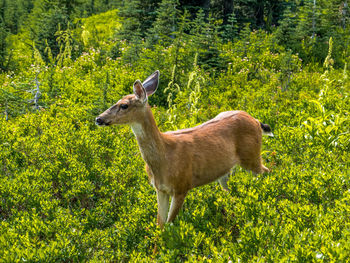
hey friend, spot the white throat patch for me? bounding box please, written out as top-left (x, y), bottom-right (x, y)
top-left (131, 123), bottom-right (145, 139)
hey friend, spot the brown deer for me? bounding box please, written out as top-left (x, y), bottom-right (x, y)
top-left (96, 71), bottom-right (273, 228)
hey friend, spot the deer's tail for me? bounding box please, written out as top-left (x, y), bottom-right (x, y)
top-left (260, 122), bottom-right (274, 137)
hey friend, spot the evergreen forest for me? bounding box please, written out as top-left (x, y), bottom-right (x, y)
top-left (0, 0), bottom-right (349, 261)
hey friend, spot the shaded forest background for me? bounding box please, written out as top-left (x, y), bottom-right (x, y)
top-left (0, 0), bottom-right (349, 72)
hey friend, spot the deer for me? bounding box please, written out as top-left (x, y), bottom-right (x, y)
top-left (95, 70), bottom-right (273, 228)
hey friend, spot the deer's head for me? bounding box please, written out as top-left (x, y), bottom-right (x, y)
top-left (95, 71), bottom-right (159, 126)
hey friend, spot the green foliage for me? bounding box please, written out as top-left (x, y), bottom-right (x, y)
top-left (275, 0), bottom-right (350, 65)
top-left (221, 11), bottom-right (239, 42)
top-left (27, 1), bottom-right (70, 61)
top-left (76, 9), bottom-right (121, 51)
top-left (1, 4), bottom-right (350, 262)
top-left (0, 0), bottom-right (34, 34)
top-left (146, 0), bottom-right (180, 46)
top-left (0, 18), bottom-right (9, 71)
top-left (116, 0), bottom-right (160, 42)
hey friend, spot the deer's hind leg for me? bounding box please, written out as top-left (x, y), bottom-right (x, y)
top-left (218, 168), bottom-right (237, 191)
top-left (240, 155), bottom-right (269, 174)
top-left (237, 137), bottom-right (269, 174)
top-left (218, 174), bottom-right (230, 191)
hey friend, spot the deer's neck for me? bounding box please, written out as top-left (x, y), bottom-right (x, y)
top-left (130, 106), bottom-right (164, 173)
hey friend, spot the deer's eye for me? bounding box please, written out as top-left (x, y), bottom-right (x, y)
top-left (120, 104), bottom-right (128, 110)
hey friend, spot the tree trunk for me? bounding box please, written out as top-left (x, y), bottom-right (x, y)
top-left (256, 0), bottom-right (265, 28)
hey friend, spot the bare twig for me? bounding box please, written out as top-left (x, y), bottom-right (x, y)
top-left (33, 72), bottom-right (41, 110)
top-left (5, 103), bottom-right (8, 121)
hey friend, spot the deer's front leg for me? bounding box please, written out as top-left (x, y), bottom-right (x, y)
top-left (167, 193), bottom-right (187, 223)
top-left (156, 190), bottom-right (169, 228)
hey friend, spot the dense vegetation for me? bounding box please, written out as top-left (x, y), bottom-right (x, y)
top-left (1, 0), bottom-right (349, 261)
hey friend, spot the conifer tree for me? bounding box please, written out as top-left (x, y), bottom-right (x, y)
top-left (275, 5), bottom-right (298, 49)
top-left (26, 0), bottom-right (82, 61)
top-left (190, 9), bottom-right (223, 70)
top-left (221, 11), bottom-right (239, 42)
top-left (0, 0), bottom-right (35, 34)
top-left (0, 18), bottom-right (8, 71)
top-left (146, 0), bottom-right (179, 46)
top-left (28, 2), bottom-right (66, 60)
top-left (117, 0), bottom-right (160, 42)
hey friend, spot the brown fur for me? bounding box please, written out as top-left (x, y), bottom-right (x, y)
top-left (96, 79), bottom-right (269, 228)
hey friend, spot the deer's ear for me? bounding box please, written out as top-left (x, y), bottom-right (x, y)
top-left (142, 70), bottom-right (159, 97)
top-left (133, 80), bottom-right (147, 103)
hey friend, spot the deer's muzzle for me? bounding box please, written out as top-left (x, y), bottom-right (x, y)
top-left (95, 116), bottom-right (110, 126)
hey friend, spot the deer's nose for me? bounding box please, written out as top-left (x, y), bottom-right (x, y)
top-left (95, 117), bottom-right (104, 126)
